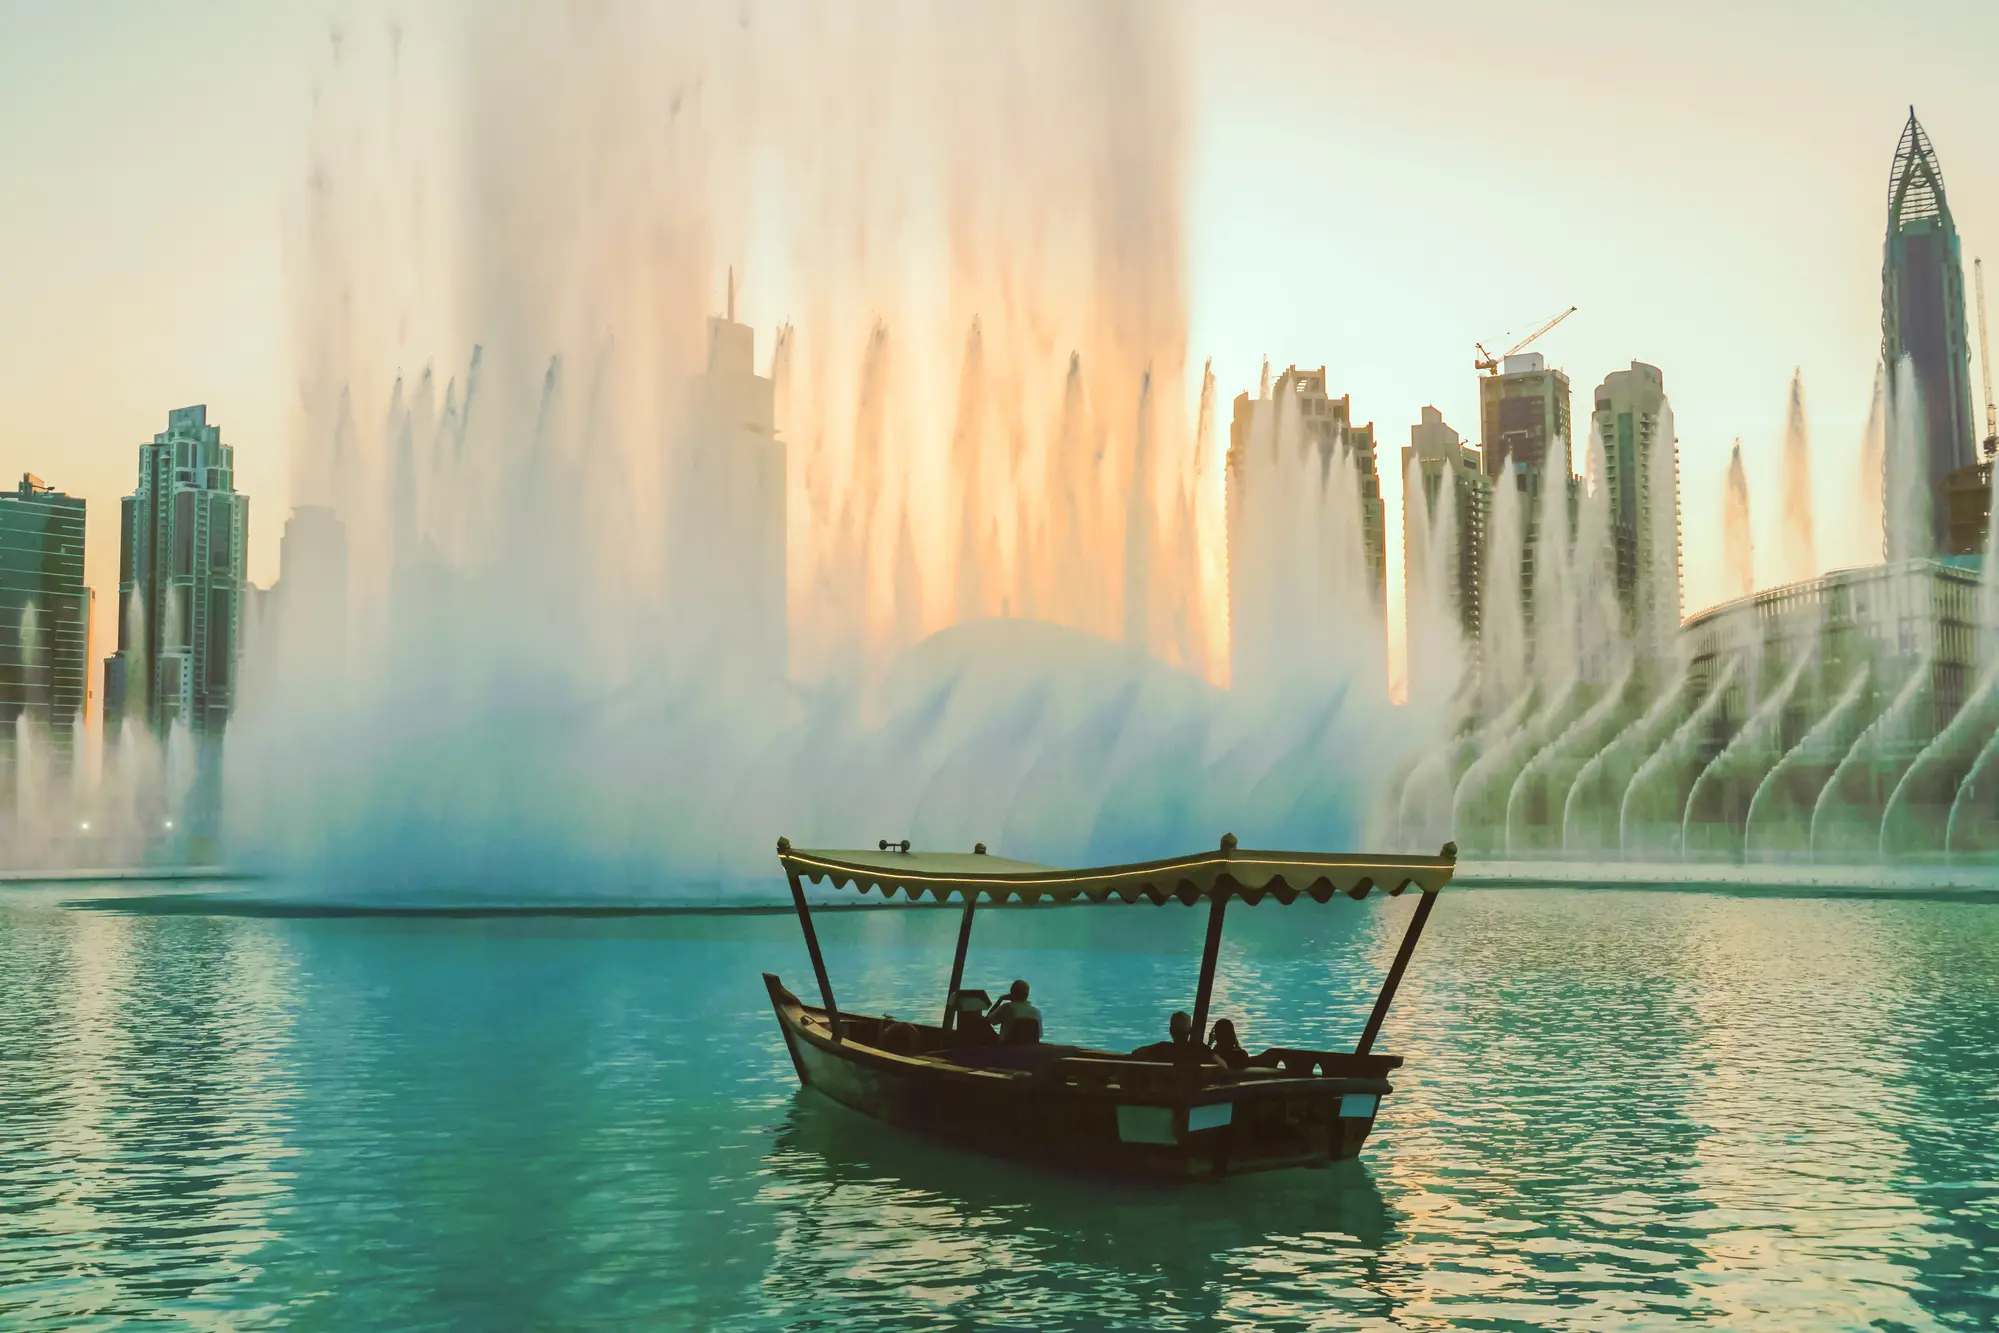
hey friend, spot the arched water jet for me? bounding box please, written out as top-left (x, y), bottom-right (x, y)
top-left (1505, 661), bottom-right (1641, 855)
top-left (1883, 661), bottom-right (1999, 859)
top-left (1561, 665), bottom-right (1694, 853)
top-left (1449, 681), bottom-right (1548, 858)
top-left (1944, 703), bottom-right (1999, 858)
top-left (1485, 677), bottom-right (1600, 855)
top-left (1620, 661), bottom-right (1740, 858)
top-left (1811, 655), bottom-right (1937, 861)
top-left (1744, 664), bottom-right (1877, 862)
top-left (1681, 649), bottom-right (1816, 861)
top-left (1392, 722), bottom-right (1476, 854)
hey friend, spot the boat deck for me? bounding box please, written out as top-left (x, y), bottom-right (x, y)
top-left (769, 976), bottom-right (1402, 1176)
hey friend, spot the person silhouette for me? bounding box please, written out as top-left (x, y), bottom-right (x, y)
top-left (986, 979), bottom-right (1042, 1044)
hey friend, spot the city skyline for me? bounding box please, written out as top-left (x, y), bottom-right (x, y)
top-left (1, 4), bottom-right (1994, 707)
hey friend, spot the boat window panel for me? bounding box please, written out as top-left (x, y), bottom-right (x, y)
top-left (1187, 1103), bottom-right (1233, 1132)
top-left (1114, 1105), bottom-right (1177, 1145)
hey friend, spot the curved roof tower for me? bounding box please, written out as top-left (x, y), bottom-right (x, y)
top-left (1882, 107), bottom-right (1976, 557)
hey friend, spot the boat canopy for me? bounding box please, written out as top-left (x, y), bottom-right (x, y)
top-left (776, 837), bottom-right (1457, 906)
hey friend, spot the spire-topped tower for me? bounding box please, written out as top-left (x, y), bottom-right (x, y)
top-left (1883, 107), bottom-right (1977, 557)
top-left (672, 283), bottom-right (786, 677)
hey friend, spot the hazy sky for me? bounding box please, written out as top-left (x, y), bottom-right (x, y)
top-left (2, 1), bottom-right (1995, 695)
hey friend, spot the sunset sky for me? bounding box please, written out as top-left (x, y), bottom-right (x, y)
top-left (2, 0), bottom-right (1995, 701)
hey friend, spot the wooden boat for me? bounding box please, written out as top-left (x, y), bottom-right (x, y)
top-left (766, 833), bottom-right (1457, 1179)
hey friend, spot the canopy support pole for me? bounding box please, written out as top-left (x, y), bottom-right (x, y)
top-left (941, 891), bottom-right (979, 1031)
top-left (1355, 890), bottom-right (1437, 1055)
top-left (786, 867), bottom-right (842, 1042)
top-left (1190, 891), bottom-right (1230, 1043)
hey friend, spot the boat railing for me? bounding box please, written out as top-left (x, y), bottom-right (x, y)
top-left (1256, 1048), bottom-right (1404, 1079)
top-left (1039, 1048), bottom-right (1402, 1097)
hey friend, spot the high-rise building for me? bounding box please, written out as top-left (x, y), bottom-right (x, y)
top-left (1883, 108), bottom-right (1977, 557)
top-left (273, 506), bottom-right (349, 690)
top-left (103, 405), bottom-right (250, 737)
top-left (1592, 362), bottom-right (1681, 649)
top-left (1478, 351), bottom-right (1573, 627)
top-left (670, 295), bottom-right (786, 674)
top-left (1225, 368), bottom-right (1387, 695)
top-left (1403, 406), bottom-right (1489, 646)
top-left (1255, 367), bottom-right (1386, 606)
top-left (0, 474), bottom-right (89, 763)
top-left (1479, 351), bottom-right (1572, 483)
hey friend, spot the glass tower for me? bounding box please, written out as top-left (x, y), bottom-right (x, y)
top-left (1882, 108), bottom-right (1976, 556)
top-left (104, 405), bottom-right (250, 738)
top-left (0, 475), bottom-right (89, 763)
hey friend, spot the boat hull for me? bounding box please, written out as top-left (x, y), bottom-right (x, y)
top-left (765, 973), bottom-right (1398, 1179)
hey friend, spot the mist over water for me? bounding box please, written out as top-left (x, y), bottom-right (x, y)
top-left (211, 3), bottom-right (1410, 897)
top-left (18, 7), bottom-right (1992, 888)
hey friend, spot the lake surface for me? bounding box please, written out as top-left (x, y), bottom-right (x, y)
top-left (3, 883), bottom-right (1996, 1331)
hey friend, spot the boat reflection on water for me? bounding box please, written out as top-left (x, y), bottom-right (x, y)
top-left (756, 1092), bottom-right (1396, 1324)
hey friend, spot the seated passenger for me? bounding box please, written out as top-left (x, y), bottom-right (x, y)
top-left (1209, 1018), bottom-right (1251, 1069)
top-left (986, 979), bottom-right (1042, 1045)
top-left (876, 1015), bottom-right (919, 1054)
top-left (1131, 1010), bottom-right (1217, 1064)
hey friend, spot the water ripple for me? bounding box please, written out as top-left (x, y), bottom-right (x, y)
top-left (1, 890), bottom-right (1995, 1330)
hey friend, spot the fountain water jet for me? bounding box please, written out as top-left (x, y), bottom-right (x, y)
top-left (1781, 370), bottom-right (1816, 583)
top-left (1724, 440), bottom-right (1754, 598)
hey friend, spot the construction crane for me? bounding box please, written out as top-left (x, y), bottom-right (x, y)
top-left (1475, 305), bottom-right (1578, 375)
top-left (1978, 258), bottom-right (1997, 458)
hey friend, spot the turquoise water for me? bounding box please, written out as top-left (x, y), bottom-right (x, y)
top-left (3, 884), bottom-right (1996, 1331)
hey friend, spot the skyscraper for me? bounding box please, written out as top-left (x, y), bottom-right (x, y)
top-left (267, 506), bottom-right (349, 698)
top-left (1882, 107), bottom-right (1976, 557)
top-left (1229, 367), bottom-right (1387, 609)
top-left (1592, 362), bottom-right (1681, 650)
top-left (1479, 351), bottom-right (1572, 483)
top-left (1478, 351), bottom-right (1573, 628)
top-left (670, 295), bottom-right (787, 674)
top-left (1402, 406), bottom-right (1489, 647)
top-left (1225, 368), bottom-right (1387, 695)
top-left (0, 474), bottom-right (89, 763)
top-left (103, 405), bottom-right (250, 737)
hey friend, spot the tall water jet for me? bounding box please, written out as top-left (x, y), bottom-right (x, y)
top-left (1402, 449), bottom-right (1465, 714)
top-left (1724, 440), bottom-right (1754, 598)
top-left (1570, 425), bottom-right (1623, 682)
top-left (1123, 370), bottom-right (1156, 651)
top-left (1856, 362), bottom-right (1888, 566)
top-left (1780, 369), bottom-right (1816, 583)
top-left (1158, 358), bottom-right (1215, 676)
top-left (950, 320), bottom-right (988, 625)
top-left (119, 4), bottom-right (1426, 895)
top-left (1886, 355), bottom-right (1931, 559)
top-left (1531, 453), bottom-right (1575, 681)
top-left (1481, 475), bottom-right (1528, 714)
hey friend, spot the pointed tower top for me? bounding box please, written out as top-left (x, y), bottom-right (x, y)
top-left (1889, 107), bottom-right (1949, 227)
